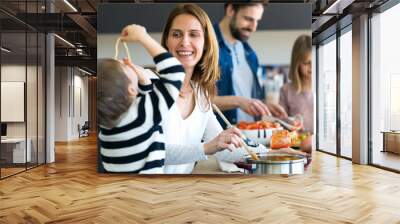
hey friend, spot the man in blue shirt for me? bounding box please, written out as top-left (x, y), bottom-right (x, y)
top-left (213, 2), bottom-right (286, 125)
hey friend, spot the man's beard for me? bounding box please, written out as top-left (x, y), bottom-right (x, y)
top-left (229, 15), bottom-right (251, 42)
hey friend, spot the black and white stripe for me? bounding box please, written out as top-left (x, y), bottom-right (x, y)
top-left (99, 52), bottom-right (184, 174)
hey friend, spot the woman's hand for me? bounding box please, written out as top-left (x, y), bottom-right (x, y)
top-left (120, 24), bottom-right (150, 43)
top-left (203, 127), bottom-right (243, 155)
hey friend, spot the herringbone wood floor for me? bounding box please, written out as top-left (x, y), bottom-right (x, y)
top-left (1, 135), bottom-right (400, 223)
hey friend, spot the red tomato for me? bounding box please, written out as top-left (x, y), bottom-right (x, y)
top-left (237, 121), bottom-right (280, 130)
top-left (237, 121), bottom-right (248, 130)
top-left (247, 124), bottom-right (260, 130)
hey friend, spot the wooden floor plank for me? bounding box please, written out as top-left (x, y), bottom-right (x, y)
top-left (0, 135), bottom-right (400, 223)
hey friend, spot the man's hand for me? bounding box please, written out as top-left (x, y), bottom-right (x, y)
top-left (238, 97), bottom-right (271, 117)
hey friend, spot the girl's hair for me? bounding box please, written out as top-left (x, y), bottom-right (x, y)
top-left (289, 35), bottom-right (311, 93)
top-left (161, 3), bottom-right (220, 108)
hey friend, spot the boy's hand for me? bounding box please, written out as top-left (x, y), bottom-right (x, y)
top-left (120, 24), bottom-right (149, 43)
top-left (123, 58), bottom-right (151, 85)
top-left (131, 64), bottom-right (151, 85)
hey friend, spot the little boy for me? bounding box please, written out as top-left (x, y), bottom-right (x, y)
top-left (97, 24), bottom-right (185, 174)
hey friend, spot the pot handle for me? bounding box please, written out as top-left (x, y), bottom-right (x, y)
top-left (304, 155), bottom-right (312, 169)
top-left (234, 162), bottom-right (252, 172)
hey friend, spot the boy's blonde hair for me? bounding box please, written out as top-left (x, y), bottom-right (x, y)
top-left (289, 35), bottom-right (311, 93)
top-left (97, 58), bottom-right (135, 128)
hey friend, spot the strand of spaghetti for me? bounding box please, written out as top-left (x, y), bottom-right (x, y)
top-left (114, 37), bottom-right (120, 60)
top-left (114, 37), bottom-right (131, 62)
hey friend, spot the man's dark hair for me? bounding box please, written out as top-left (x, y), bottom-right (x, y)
top-left (224, 0), bottom-right (269, 13)
top-left (97, 58), bottom-right (134, 129)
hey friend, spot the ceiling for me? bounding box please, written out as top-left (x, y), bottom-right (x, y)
top-left (0, 0), bottom-right (392, 74)
top-left (311, 0), bottom-right (390, 44)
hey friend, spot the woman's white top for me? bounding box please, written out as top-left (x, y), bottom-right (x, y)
top-left (163, 93), bottom-right (268, 174)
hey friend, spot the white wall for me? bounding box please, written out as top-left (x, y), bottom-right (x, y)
top-left (98, 30), bottom-right (310, 66)
top-left (1, 65), bottom-right (31, 137)
top-left (1, 66), bottom-right (25, 128)
top-left (55, 67), bottom-right (69, 141)
top-left (248, 30), bottom-right (311, 65)
top-left (98, 33), bottom-right (160, 66)
top-left (54, 67), bottom-right (89, 141)
top-left (1, 65), bottom-right (26, 81)
top-left (72, 73), bottom-right (89, 138)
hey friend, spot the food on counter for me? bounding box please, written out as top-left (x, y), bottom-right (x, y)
top-left (271, 130), bottom-right (313, 152)
top-left (300, 134), bottom-right (312, 153)
top-left (289, 131), bottom-right (309, 147)
top-left (270, 130), bottom-right (291, 149)
top-left (283, 116), bottom-right (303, 131)
top-left (292, 119), bottom-right (303, 129)
top-left (237, 121), bottom-right (281, 130)
top-left (289, 131), bottom-right (300, 147)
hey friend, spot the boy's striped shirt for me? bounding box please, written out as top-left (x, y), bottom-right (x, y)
top-left (99, 52), bottom-right (184, 174)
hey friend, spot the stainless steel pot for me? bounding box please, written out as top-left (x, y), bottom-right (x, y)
top-left (242, 153), bottom-right (306, 175)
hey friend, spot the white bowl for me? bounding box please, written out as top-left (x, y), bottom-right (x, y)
top-left (241, 128), bottom-right (282, 146)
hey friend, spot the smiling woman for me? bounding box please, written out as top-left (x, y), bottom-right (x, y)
top-left (156, 4), bottom-right (266, 174)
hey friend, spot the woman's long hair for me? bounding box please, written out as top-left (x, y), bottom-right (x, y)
top-left (289, 35), bottom-right (311, 93)
top-left (161, 4), bottom-right (220, 108)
